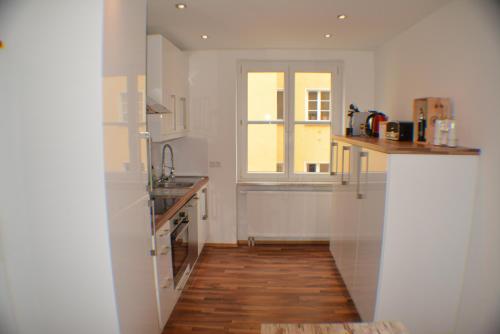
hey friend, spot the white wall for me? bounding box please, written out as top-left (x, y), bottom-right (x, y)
top-left (374, 0), bottom-right (500, 333)
top-left (0, 1), bottom-right (120, 333)
top-left (180, 49), bottom-right (375, 243)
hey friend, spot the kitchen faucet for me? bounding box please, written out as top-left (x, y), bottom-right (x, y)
top-left (160, 143), bottom-right (175, 182)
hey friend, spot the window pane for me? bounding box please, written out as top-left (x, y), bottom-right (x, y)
top-left (294, 124), bottom-right (330, 173)
top-left (248, 72), bottom-right (285, 121)
top-left (308, 112), bottom-right (317, 121)
top-left (248, 124), bottom-right (284, 173)
top-left (295, 73), bottom-right (331, 122)
top-left (319, 163), bottom-right (329, 173)
top-left (294, 72), bottom-right (332, 174)
top-left (306, 164), bottom-right (317, 173)
top-left (308, 101), bottom-right (318, 111)
top-left (276, 90), bottom-right (284, 120)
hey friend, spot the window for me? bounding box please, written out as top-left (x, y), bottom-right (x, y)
top-left (305, 162), bottom-right (330, 173)
top-left (306, 89), bottom-right (330, 121)
top-left (238, 61), bottom-right (342, 181)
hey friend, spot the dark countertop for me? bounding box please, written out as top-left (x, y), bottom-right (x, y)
top-left (154, 177), bottom-right (208, 231)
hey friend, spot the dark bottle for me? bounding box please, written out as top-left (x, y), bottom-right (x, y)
top-left (417, 110), bottom-right (426, 142)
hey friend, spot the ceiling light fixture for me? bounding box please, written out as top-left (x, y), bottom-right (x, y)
top-left (337, 14), bottom-right (347, 20)
top-left (201, 34), bottom-right (209, 40)
top-left (175, 3), bottom-right (187, 9)
top-left (324, 34), bottom-right (332, 38)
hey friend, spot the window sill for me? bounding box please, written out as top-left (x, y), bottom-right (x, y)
top-left (237, 181), bottom-right (334, 192)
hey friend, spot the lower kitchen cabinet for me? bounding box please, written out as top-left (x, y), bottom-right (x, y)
top-left (330, 137), bottom-right (479, 334)
top-left (331, 148), bottom-right (386, 321)
top-left (152, 182), bottom-right (209, 329)
top-left (153, 222), bottom-right (176, 329)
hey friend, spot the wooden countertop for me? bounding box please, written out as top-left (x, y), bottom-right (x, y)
top-left (155, 177), bottom-right (208, 231)
top-left (332, 135), bottom-right (480, 155)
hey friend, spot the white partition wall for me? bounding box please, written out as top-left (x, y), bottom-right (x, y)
top-left (0, 1), bottom-right (120, 333)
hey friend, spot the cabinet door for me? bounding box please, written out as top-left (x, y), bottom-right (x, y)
top-left (351, 147), bottom-right (387, 321)
top-left (353, 182), bottom-right (386, 321)
top-left (331, 184), bottom-right (359, 294)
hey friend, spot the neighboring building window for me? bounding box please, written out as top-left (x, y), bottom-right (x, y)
top-left (305, 162), bottom-right (330, 173)
top-left (306, 89), bottom-right (330, 121)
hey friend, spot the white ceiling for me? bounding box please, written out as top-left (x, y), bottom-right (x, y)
top-left (147, 0), bottom-right (453, 51)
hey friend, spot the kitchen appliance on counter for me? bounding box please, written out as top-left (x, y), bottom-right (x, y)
top-left (346, 104), bottom-right (370, 136)
top-left (366, 111), bottom-right (388, 137)
top-left (346, 104), bottom-right (358, 136)
top-left (346, 104), bottom-right (388, 137)
top-left (386, 121), bottom-right (414, 141)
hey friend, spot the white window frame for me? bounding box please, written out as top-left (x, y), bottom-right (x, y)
top-left (304, 88), bottom-right (331, 122)
top-left (237, 60), bottom-right (344, 182)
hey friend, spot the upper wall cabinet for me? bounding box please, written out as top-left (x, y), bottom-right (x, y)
top-left (147, 35), bottom-right (189, 142)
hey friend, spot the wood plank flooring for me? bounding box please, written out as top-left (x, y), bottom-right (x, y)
top-left (163, 244), bottom-right (360, 334)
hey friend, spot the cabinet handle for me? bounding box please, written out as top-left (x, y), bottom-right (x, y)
top-left (341, 146), bottom-right (351, 185)
top-left (180, 97), bottom-right (187, 130)
top-left (161, 278), bottom-right (173, 289)
top-left (171, 94), bottom-right (177, 130)
top-left (139, 131), bottom-right (153, 193)
top-left (357, 151), bottom-right (369, 199)
top-left (160, 246), bottom-right (170, 255)
top-left (202, 188), bottom-right (208, 220)
top-left (158, 231), bottom-right (169, 237)
top-left (330, 142), bottom-right (339, 176)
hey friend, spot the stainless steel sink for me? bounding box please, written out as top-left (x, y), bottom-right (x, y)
top-left (158, 181), bottom-right (194, 189)
top-left (150, 176), bottom-right (205, 214)
top-left (155, 176), bottom-right (204, 190)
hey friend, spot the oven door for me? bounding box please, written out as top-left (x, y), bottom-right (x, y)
top-left (171, 218), bottom-right (189, 286)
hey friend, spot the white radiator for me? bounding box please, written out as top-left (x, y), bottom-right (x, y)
top-left (237, 190), bottom-right (333, 241)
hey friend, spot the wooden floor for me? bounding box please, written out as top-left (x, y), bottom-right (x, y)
top-left (163, 244), bottom-right (360, 334)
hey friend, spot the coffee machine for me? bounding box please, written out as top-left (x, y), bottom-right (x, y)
top-left (346, 104), bottom-right (386, 137)
top-left (346, 104), bottom-right (369, 136)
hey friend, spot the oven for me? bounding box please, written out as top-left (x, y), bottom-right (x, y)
top-left (170, 212), bottom-right (190, 286)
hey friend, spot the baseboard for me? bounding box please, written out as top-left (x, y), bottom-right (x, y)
top-left (204, 242), bottom-right (239, 248)
top-left (237, 239), bottom-right (329, 245)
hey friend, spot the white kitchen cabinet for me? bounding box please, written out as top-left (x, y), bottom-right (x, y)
top-left (331, 146), bottom-right (387, 321)
top-left (330, 137), bottom-right (479, 334)
top-left (147, 34), bottom-right (189, 142)
top-left (351, 147), bottom-right (387, 321)
top-left (153, 223), bottom-right (176, 329)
